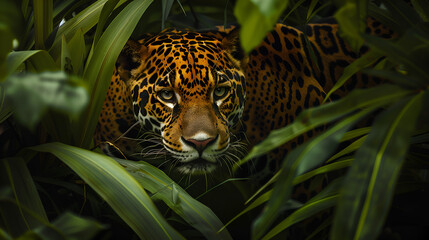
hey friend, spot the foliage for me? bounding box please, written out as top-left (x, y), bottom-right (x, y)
top-left (0, 0), bottom-right (428, 239)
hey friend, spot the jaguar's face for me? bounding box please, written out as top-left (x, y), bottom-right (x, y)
top-left (126, 30), bottom-right (246, 174)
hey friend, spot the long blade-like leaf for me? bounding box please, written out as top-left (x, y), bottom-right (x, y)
top-left (49, 0), bottom-right (127, 61)
top-left (262, 179), bottom-right (342, 240)
top-left (31, 142), bottom-right (184, 240)
top-left (0, 157), bottom-right (49, 237)
top-left (240, 84), bottom-right (411, 165)
top-left (252, 107), bottom-right (373, 239)
top-left (77, 0), bottom-right (154, 148)
top-left (116, 159), bottom-right (232, 240)
top-left (332, 91), bottom-right (425, 240)
top-left (6, 50), bottom-right (57, 77)
top-left (33, 0), bottom-right (53, 49)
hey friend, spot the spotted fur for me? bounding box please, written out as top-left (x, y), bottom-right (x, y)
top-left (95, 18), bottom-right (392, 180)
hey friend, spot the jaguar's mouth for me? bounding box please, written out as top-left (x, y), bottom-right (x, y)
top-left (176, 158), bottom-right (217, 174)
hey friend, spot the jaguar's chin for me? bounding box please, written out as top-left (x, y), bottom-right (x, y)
top-left (176, 158), bottom-right (218, 175)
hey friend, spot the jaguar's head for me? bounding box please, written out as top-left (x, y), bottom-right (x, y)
top-left (119, 28), bottom-right (247, 175)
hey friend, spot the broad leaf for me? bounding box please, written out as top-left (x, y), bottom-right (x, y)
top-left (234, 0), bottom-right (290, 53)
top-left (31, 142), bottom-right (184, 240)
top-left (2, 72), bottom-right (87, 129)
top-left (116, 159), bottom-right (232, 240)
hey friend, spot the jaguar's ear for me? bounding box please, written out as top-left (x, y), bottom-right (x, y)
top-left (221, 27), bottom-right (249, 70)
top-left (117, 39), bottom-right (148, 81)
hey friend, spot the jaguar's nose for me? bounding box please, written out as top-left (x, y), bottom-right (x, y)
top-left (181, 135), bottom-right (218, 155)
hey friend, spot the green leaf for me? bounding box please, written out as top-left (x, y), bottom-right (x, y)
top-left (334, 2), bottom-right (366, 52)
top-left (252, 108), bottom-right (372, 240)
top-left (0, 25), bottom-right (13, 81)
top-left (3, 72), bottom-right (88, 129)
top-left (30, 142), bottom-right (184, 240)
top-left (0, 0), bottom-right (25, 43)
top-left (116, 159), bottom-right (233, 240)
top-left (239, 84), bottom-right (411, 164)
top-left (411, 0), bottom-right (429, 21)
top-left (326, 136), bottom-right (366, 162)
top-left (77, 0), bottom-right (153, 148)
top-left (332, 91), bottom-right (426, 240)
top-left (6, 50), bottom-right (58, 77)
top-left (94, 0), bottom-right (121, 46)
top-left (364, 69), bottom-right (425, 88)
top-left (324, 50), bottom-right (382, 103)
top-left (33, 0), bottom-right (53, 49)
top-left (0, 158), bottom-right (48, 237)
top-left (34, 212), bottom-right (104, 240)
top-left (363, 33), bottom-right (429, 81)
top-left (66, 29), bottom-right (86, 76)
top-left (162, 0), bottom-right (175, 29)
top-left (49, 0), bottom-right (127, 61)
top-left (234, 0), bottom-right (290, 53)
top-left (0, 86), bottom-right (13, 123)
top-left (340, 127), bottom-right (370, 142)
top-left (262, 179), bottom-right (342, 240)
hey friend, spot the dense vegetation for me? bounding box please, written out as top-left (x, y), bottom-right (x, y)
top-left (1, 0), bottom-right (428, 239)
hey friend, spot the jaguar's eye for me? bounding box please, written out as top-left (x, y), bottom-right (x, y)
top-left (158, 90), bottom-right (175, 102)
top-left (213, 86), bottom-right (229, 99)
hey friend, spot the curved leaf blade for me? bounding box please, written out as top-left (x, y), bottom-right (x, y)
top-left (252, 107), bottom-right (373, 240)
top-left (240, 84), bottom-right (411, 165)
top-left (116, 159), bottom-right (232, 240)
top-left (77, 0), bottom-right (154, 148)
top-left (262, 179), bottom-right (342, 240)
top-left (332, 91), bottom-right (425, 240)
top-left (31, 142), bottom-right (184, 240)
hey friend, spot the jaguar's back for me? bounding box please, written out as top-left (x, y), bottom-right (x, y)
top-left (95, 18), bottom-right (392, 180)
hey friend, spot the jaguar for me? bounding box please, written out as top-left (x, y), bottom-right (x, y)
top-left (94, 18), bottom-right (392, 181)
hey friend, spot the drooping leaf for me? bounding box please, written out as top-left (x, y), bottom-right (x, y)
top-left (30, 142), bottom-right (184, 240)
top-left (332, 91), bottom-right (426, 240)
